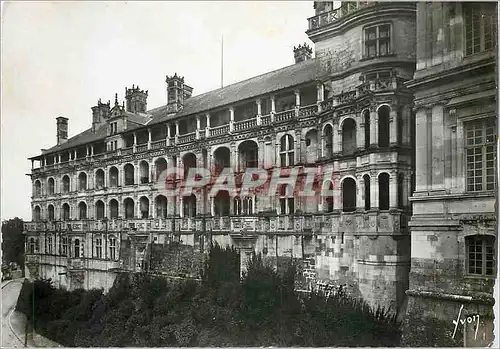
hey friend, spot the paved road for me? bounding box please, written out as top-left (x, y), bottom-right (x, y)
top-left (1, 279), bottom-right (25, 348)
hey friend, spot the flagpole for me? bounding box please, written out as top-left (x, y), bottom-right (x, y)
top-left (221, 34), bottom-right (224, 88)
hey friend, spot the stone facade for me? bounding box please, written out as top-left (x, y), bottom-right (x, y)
top-left (24, 1), bottom-right (418, 317)
top-left (403, 2), bottom-right (497, 347)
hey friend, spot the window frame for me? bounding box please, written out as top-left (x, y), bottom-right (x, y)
top-left (463, 2), bottom-right (497, 56)
top-left (363, 22), bottom-right (393, 59)
top-left (466, 234), bottom-right (496, 277)
top-left (280, 134), bottom-right (295, 167)
top-left (465, 118), bottom-right (496, 192)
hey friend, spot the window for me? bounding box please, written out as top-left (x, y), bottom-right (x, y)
top-left (342, 178), bottom-right (356, 212)
top-left (62, 175), bottom-right (70, 193)
top-left (280, 135), bottom-right (294, 167)
top-left (466, 119), bottom-right (496, 192)
top-left (95, 238), bottom-right (102, 259)
top-left (364, 24), bottom-right (391, 58)
top-left (378, 173), bottom-right (390, 210)
top-left (363, 174), bottom-right (371, 210)
top-left (342, 118), bottom-right (357, 155)
top-left (279, 184), bottom-right (294, 215)
top-left (234, 197), bottom-right (254, 215)
top-left (466, 235), bottom-right (495, 276)
top-left (464, 3), bottom-right (497, 56)
top-left (62, 203), bottom-right (70, 220)
top-left (109, 237), bottom-right (116, 260)
top-left (74, 239), bottom-right (80, 257)
top-left (34, 180), bottom-right (42, 197)
top-left (47, 178), bottom-right (55, 195)
top-left (47, 236), bottom-right (53, 254)
top-left (62, 237), bottom-right (68, 256)
top-left (29, 238), bottom-right (36, 254)
top-left (110, 122), bottom-right (118, 135)
top-left (48, 205), bottom-right (55, 221)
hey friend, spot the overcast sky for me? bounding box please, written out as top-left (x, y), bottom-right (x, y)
top-left (1, 1), bottom-right (313, 221)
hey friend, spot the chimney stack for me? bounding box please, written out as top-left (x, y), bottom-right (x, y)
top-left (56, 117), bottom-right (69, 145)
top-left (125, 84), bottom-right (148, 114)
top-left (165, 73), bottom-right (193, 115)
top-left (293, 43), bottom-right (313, 63)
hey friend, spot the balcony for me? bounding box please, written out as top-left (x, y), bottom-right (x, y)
top-left (210, 124), bottom-right (230, 137)
top-left (307, 1), bottom-right (376, 31)
top-left (234, 118), bottom-right (257, 132)
top-left (274, 109), bottom-right (295, 123)
top-left (178, 132), bottom-right (196, 144)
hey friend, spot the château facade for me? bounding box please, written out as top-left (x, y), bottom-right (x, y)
top-left (23, 1), bottom-right (496, 335)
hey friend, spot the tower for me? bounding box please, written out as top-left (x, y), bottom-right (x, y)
top-left (165, 73), bottom-right (193, 114)
top-left (125, 85), bottom-right (148, 114)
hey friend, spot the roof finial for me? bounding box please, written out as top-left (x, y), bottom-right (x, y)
top-left (115, 93), bottom-right (118, 106)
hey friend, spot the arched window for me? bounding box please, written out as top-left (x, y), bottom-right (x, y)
top-left (109, 199), bottom-right (119, 219)
top-left (342, 118), bottom-right (357, 155)
top-left (95, 169), bottom-right (105, 189)
top-left (363, 174), bottom-right (371, 210)
top-left (47, 178), bottom-right (55, 195)
top-left (78, 172), bottom-right (87, 191)
top-left (305, 129), bottom-right (318, 164)
top-left (95, 200), bottom-right (105, 219)
top-left (48, 205), bottom-right (55, 221)
top-left (378, 173), bottom-right (390, 210)
top-left (140, 196), bottom-right (149, 218)
top-left (324, 124), bottom-right (333, 158)
top-left (61, 203), bottom-right (70, 220)
top-left (109, 167), bottom-right (119, 187)
top-left (239, 140), bottom-right (259, 170)
top-left (154, 158), bottom-right (168, 180)
top-left (74, 239), bottom-right (80, 258)
top-left (323, 180), bottom-right (334, 213)
top-left (279, 184), bottom-right (294, 215)
top-left (214, 147), bottom-right (231, 175)
top-left (214, 191), bottom-right (230, 216)
top-left (34, 180), bottom-right (42, 197)
top-left (280, 134), bottom-right (294, 167)
top-left (342, 178), bottom-right (356, 212)
top-left (182, 153), bottom-right (197, 179)
top-left (124, 164), bottom-right (135, 186)
top-left (62, 175), bottom-right (70, 193)
top-left (183, 194), bottom-right (197, 217)
top-left (378, 106), bottom-right (390, 147)
top-left (124, 198), bottom-right (135, 219)
top-left (78, 202), bottom-right (87, 219)
top-left (155, 195), bottom-right (168, 218)
top-left (33, 206), bottom-right (41, 221)
top-left (363, 110), bottom-right (370, 149)
top-left (139, 161), bottom-right (149, 184)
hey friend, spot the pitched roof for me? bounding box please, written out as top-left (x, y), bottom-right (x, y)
top-left (33, 58), bottom-right (321, 159)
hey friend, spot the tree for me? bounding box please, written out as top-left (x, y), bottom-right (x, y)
top-left (2, 217), bottom-right (25, 271)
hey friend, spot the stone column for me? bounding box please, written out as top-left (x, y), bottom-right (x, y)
top-left (415, 108), bottom-right (429, 192)
top-left (332, 173), bottom-right (341, 210)
top-left (389, 171), bottom-right (397, 209)
top-left (90, 146), bottom-right (94, 156)
top-left (256, 99), bottom-right (262, 126)
top-left (229, 107), bottom-right (234, 132)
top-left (371, 170), bottom-right (379, 209)
top-left (166, 124), bottom-right (171, 146)
top-left (133, 132), bottom-right (137, 152)
top-left (196, 116), bottom-right (201, 140)
top-left (317, 82), bottom-right (324, 112)
top-left (357, 175), bottom-right (364, 210)
top-left (370, 109), bottom-right (378, 147)
top-left (294, 89), bottom-right (301, 117)
top-left (431, 104), bottom-right (445, 191)
top-left (270, 96), bottom-right (276, 122)
top-left (389, 108), bottom-right (398, 145)
top-left (175, 121), bottom-right (179, 143)
top-left (205, 113), bottom-right (211, 138)
top-left (147, 128), bottom-right (152, 149)
top-left (357, 113), bottom-right (365, 150)
top-left (332, 118), bottom-right (340, 154)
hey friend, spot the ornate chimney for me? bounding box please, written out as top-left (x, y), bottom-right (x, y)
top-left (294, 43), bottom-right (313, 63)
top-left (165, 73), bottom-right (193, 115)
top-left (56, 117), bottom-right (68, 145)
top-left (125, 84), bottom-right (148, 113)
top-left (91, 99), bottom-right (111, 133)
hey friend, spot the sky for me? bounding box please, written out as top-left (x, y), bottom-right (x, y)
top-left (1, 1), bottom-right (314, 221)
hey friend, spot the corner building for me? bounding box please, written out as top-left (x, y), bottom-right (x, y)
top-left (24, 1), bottom-right (417, 314)
top-left (404, 2), bottom-right (497, 346)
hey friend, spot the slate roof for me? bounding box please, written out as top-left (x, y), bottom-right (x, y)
top-left (33, 58), bottom-right (321, 159)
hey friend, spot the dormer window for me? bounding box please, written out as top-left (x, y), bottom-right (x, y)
top-left (110, 122), bottom-right (118, 135)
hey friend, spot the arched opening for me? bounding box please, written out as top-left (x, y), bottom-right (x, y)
top-left (62, 175), bottom-right (70, 193)
top-left (109, 199), bottom-right (119, 219)
top-left (214, 191), bottom-right (230, 216)
top-left (182, 153), bottom-right (197, 178)
top-left (34, 180), bottom-right (42, 197)
top-left (154, 158), bottom-right (168, 180)
top-left (342, 118), bottom-right (357, 155)
top-left (363, 110), bottom-right (370, 149)
top-left (74, 239), bottom-right (80, 258)
top-left (234, 197), bottom-right (254, 215)
top-left (95, 169), bottom-right (105, 189)
top-left (33, 206), bottom-right (41, 221)
top-left (305, 129), bottom-right (318, 164)
top-left (48, 205), bottom-right (55, 221)
top-left (124, 164), bottom-right (135, 186)
top-left (378, 106), bottom-right (390, 147)
top-left (139, 161), bottom-right (149, 184)
top-left (78, 202), bottom-right (87, 219)
top-left (323, 180), bottom-right (334, 213)
top-left (378, 173), bottom-right (390, 210)
top-left (62, 203), bottom-right (70, 220)
top-left (342, 178), bottom-right (356, 212)
top-left (47, 178), bottom-right (55, 195)
top-left (279, 184), bottom-right (295, 215)
top-left (155, 195), bottom-right (168, 218)
top-left (363, 174), bottom-right (371, 210)
top-left (280, 134), bottom-right (294, 167)
top-left (397, 173), bottom-right (404, 209)
top-left (183, 194), bottom-right (197, 217)
top-left (140, 196), bottom-right (150, 218)
top-left (78, 172), bottom-right (87, 191)
top-left (214, 147), bottom-right (231, 175)
top-left (124, 198), bottom-right (135, 219)
top-left (109, 167), bottom-right (119, 187)
top-left (95, 200), bottom-right (105, 219)
top-left (239, 140), bottom-right (259, 170)
top-left (324, 124), bottom-right (333, 158)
